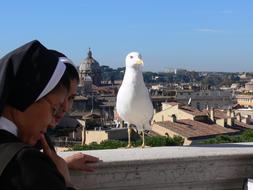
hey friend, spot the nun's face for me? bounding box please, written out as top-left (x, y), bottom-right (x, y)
top-left (17, 87), bottom-right (68, 145)
top-left (54, 79), bottom-right (78, 124)
top-left (66, 79), bottom-right (78, 113)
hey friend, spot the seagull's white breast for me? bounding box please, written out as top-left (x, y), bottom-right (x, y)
top-left (116, 68), bottom-right (153, 130)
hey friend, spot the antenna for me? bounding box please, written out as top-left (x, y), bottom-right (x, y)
top-left (188, 97), bottom-right (192, 106)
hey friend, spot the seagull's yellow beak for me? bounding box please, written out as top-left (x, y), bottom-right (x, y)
top-left (136, 59), bottom-right (144, 65)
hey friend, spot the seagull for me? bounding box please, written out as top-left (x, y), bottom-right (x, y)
top-left (116, 52), bottom-right (154, 148)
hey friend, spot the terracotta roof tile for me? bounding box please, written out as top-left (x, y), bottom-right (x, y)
top-left (234, 120), bottom-right (253, 129)
top-left (202, 109), bottom-right (229, 119)
top-left (155, 119), bottom-right (240, 139)
top-left (179, 106), bottom-right (207, 117)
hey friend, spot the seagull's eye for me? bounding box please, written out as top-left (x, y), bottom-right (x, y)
top-left (130, 56), bottom-right (134, 59)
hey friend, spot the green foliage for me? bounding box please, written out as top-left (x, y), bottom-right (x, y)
top-left (68, 135), bottom-right (184, 151)
top-left (147, 136), bottom-right (168, 146)
top-left (100, 140), bottom-right (128, 149)
top-left (199, 130), bottom-right (253, 144)
top-left (170, 135), bottom-right (185, 145)
top-left (69, 140), bottom-right (128, 151)
top-left (239, 130), bottom-right (253, 141)
top-left (144, 135), bottom-right (184, 146)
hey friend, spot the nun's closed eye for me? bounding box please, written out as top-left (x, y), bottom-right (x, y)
top-left (43, 96), bottom-right (64, 117)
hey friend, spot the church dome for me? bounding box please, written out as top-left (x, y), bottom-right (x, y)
top-left (79, 48), bottom-right (102, 87)
top-left (79, 48), bottom-right (100, 73)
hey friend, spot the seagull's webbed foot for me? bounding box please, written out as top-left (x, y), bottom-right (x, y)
top-left (141, 130), bottom-right (146, 148)
top-left (127, 143), bottom-right (133, 148)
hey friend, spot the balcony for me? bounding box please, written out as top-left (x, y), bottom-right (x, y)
top-left (59, 143), bottom-right (253, 190)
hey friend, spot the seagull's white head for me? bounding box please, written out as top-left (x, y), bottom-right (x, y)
top-left (125, 52), bottom-right (143, 69)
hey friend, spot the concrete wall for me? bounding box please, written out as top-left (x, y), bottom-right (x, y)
top-left (60, 144), bottom-right (253, 190)
top-left (85, 131), bottom-right (108, 144)
top-left (216, 118), bottom-right (227, 127)
top-left (85, 128), bottom-right (129, 144)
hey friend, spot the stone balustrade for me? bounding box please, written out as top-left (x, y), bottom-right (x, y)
top-left (59, 143), bottom-right (253, 190)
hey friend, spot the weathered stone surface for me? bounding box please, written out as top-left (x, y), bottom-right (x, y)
top-left (59, 144), bottom-right (253, 190)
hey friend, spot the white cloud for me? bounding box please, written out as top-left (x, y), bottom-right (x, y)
top-left (194, 28), bottom-right (224, 33)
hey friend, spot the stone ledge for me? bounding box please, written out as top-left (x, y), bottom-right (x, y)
top-left (59, 144), bottom-right (253, 190)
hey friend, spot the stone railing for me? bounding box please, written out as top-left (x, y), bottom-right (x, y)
top-left (59, 144), bottom-right (253, 190)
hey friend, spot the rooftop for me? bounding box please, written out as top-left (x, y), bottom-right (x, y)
top-left (155, 119), bottom-right (239, 139)
top-left (179, 105), bottom-right (207, 117)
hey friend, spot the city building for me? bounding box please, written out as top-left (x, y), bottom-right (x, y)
top-left (245, 79), bottom-right (253, 92)
top-left (152, 102), bottom-right (253, 145)
top-left (85, 128), bottom-right (129, 144)
top-left (175, 89), bottom-right (233, 110)
top-left (79, 48), bottom-right (102, 87)
top-left (152, 119), bottom-right (240, 145)
top-left (236, 94), bottom-right (253, 107)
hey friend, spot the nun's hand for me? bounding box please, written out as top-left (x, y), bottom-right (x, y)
top-left (64, 153), bottom-right (100, 172)
top-left (40, 134), bottom-right (73, 188)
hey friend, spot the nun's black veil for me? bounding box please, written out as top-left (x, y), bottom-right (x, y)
top-left (0, 40), bottom-right (66, 115)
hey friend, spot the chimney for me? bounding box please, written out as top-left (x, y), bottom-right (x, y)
top-left (210, 108), bottom-right (215, 122)
top-left (236, 113), bottom-right (242, 122)
top-left (176, 103), bottom-right (182, 110)
top-left (227, 109), bottom-right (235, 126)
top-left (227, 117), bottom-right (235, 127)
top-left (171, 114), bottom-right (177, 123)
top-left (227, 109), bottom-right (232, 117)
top-left (231, 111), bottom-right (235, 118)
top-left (242, 115), bottom-right (251, 124)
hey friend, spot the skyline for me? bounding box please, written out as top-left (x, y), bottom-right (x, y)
top-left (0, 0), bottom-right (253, 72)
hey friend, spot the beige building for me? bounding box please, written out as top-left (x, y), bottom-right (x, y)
top-left (85, 128), bottom-right (130, 144)
top-left (152, 119), bottom-right (240, 145)
top-left (152, 102), bottom-right (253, 145)
top-left (234, 108), bottom-right (253, 120)
top-left (153, 102), bottom-right (207, 123)
top-left (245, 80), bottom-right (253, 92)
top-left (176, 90), bottom-right (233, 110)
top-left (236, 94), bottom-right (253, 107)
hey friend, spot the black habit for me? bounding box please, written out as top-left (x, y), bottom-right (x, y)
top-left (0, 130), bottom-right (76, 190)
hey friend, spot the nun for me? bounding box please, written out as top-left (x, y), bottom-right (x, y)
top-left (46, 50), bottom-right (100, 172)
top-left (0, 40), bottom-right (76, 190)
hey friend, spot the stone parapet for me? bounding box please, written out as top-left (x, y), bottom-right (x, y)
top-left (59, 144), bottom-right (253, 190)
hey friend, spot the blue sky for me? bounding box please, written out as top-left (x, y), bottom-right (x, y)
top-left (0, 0), bottom-right (253, 72)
